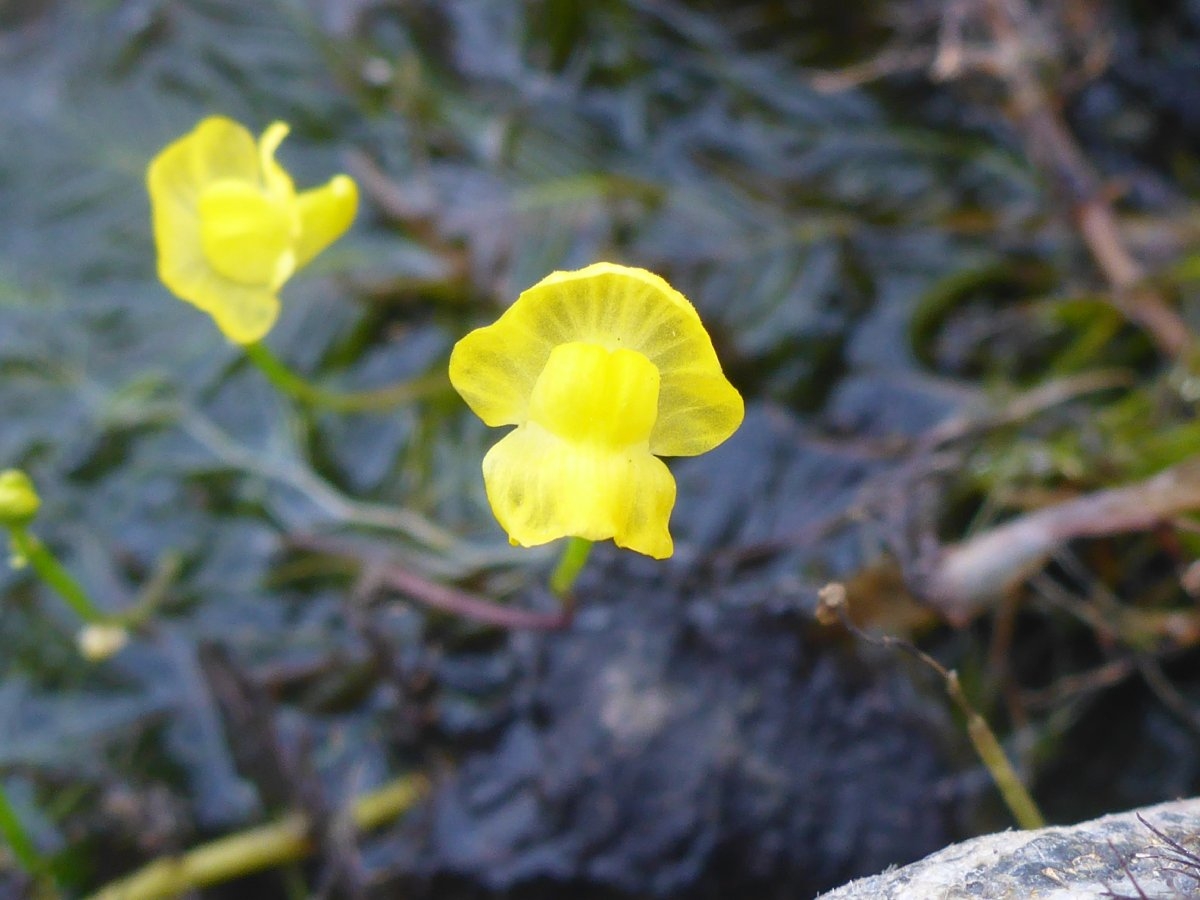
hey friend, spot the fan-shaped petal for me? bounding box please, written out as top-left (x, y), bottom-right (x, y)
top-left (449, 314), bottom-right (554, 427)
top-left (449, 263), bottom-right (742, 452)
top-left (648, 366), bottom-right (744, 457)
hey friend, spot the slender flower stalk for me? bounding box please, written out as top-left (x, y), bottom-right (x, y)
top-left (6, 527), bottom-right (108, 625)
top-left (0, 782), bottom-right (50, 885)
top-left (549, 536), bottom-right (593, 600)
top-left (0, 470), bottom-right (139, 642)
top-left (0, 471), bottom-right (106, 625)
top-left (0, 532), bottom-right (58, 887)
top-left (242, 341), bottom-right (448, 413)
top-left (817, 583), bottom-right (1045, 830)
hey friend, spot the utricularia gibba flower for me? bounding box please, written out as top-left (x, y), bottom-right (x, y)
top-left (147, 116), bottom-right (358, 344)
top-left (449, 263), bottom-right (744, 559)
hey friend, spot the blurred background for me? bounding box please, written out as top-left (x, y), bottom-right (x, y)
top-left (4, 0), bottom-right (1200, 897)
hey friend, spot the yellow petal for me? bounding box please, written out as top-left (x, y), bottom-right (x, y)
top-left (449, 317), bottom-right (550, 428)
top-left (528, 342), bottom-right (659, 448)
top-left (170, 116), bottom-right (260, 187)
top-left (449, 262), bottom-right (743, 454)
top-left (148, 117), bottom-right (260, 309)
top-left (148, 117), bottom-right (288, 343)
top-left (163, 250), bottom-right (280, 344)
top-left (294, 174), bottom-right (358, 270)
top-left (258, 121), bottom-right (295, 199)
top-left (198, 180), bottom-right (297, 287)
top-left (483, 423), bottom-right (675, 558)
top-left (203, 285), bottom-right (281, 344)
top-left (646, 366), bottom-right (743, 457)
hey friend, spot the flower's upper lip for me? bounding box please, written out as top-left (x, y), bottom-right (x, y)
top-left (448, 262), bottom-right (743, 457)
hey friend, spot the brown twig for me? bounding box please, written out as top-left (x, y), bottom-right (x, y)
top-left (713, 369), bottom-right (1130, 573)
top-left (916, 456), bottom-right (1200, 624)
top-left (363, 563), bottom-right (573, 630)
top-left (810, 2), bottom-right (1191, 354)
top-left (288, 534), bottom-right (572, 631)
top-left (1020, 657), bottom-right (1136, 711)
top-left (979, 0), bottom-right (1192, 358)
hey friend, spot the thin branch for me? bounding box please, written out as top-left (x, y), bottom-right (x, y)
top-left (916, 456), bottom-right (1200, 624)
top-left (817, 583), bottom-right (1045, 830)
top-left (1020, 657), bottom-right (1136, 711)
top-left (820, 0), bottom-right (1193, 355)
top-left (290, 534), bottom-right (572, 631)
top-left (979, 0), bottom-right (1192, 357)
top-left (366, 563), bottom-right (573, 631)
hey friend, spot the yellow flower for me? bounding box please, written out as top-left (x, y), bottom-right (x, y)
top-left (147, 116), bottom-right (358, 344)
top-left (449, 262), bottom-right (744, 559)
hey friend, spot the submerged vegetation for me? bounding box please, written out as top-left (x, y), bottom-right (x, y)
top-left (4, 0), bottom-right (1200, 896)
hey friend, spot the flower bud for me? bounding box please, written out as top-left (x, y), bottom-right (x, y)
top-left (0, 469), bottom-right (40, 528)
top-left (77, 624), bottom-right (130, 662)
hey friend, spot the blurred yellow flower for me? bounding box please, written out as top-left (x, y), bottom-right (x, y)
top-left (147, 116), bottom-right (358, 344)
top-left (0, 469), bottom-right (40, 528)
top-left (450, 263), bottom-right (743, 559)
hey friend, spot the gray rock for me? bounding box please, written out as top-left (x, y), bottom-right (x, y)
top-left (818, 797), bottom-right (1200, 900)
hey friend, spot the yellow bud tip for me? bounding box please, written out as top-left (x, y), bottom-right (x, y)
top-left (0, 469), bottom-right (41, 528)
top-left (77, 624), bottom-right (130, 662)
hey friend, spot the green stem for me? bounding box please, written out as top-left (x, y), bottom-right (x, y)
top-left (948, 672), bottom-right (1045, 830)
top-left (7, 527), bottom-right (108, 625)
top-left (243, 341), bottom-right (448, 413)
top-left (0, 780), bottom-right (45, 878)
top-left (817, 584), bottom-right (1045, 830)
top-left (120, 552), bottom-right (183, 628)
top-left (549, 537), bottom-right (592, 601)
top-left (84, 773), bottom-right (426, 900)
